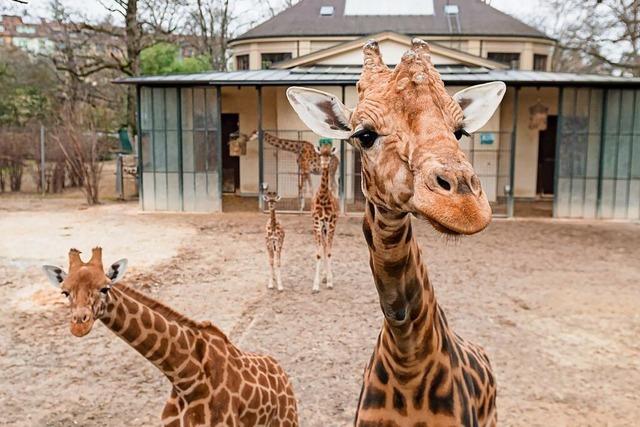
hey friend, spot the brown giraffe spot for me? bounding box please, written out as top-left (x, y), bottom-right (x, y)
top-left (153, 313), bottom-right (166, 333)
top-left (162, 402), bottom-right (179, 418)
top-left (184, 403), bottom-right (205, 425)
top-left (140, 307), bottom-right (152, 328)
top-left (362, 386), bottom-right (386, 409)
top-left (122, 318), bottom-right (141, 341)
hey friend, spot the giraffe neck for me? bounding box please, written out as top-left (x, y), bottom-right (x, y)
top-left (319, 164), bottom-right (330, 194)
top-left (362, 200), bottom-right (439, 363)
top-left (269, 206), bottom-right (277, 227)
top-left (264, 132), bottom-right (303, 154)
top-left (100, 283), bottom-right (228, 387)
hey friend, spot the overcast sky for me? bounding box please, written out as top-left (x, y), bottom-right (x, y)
top-left (2, 0), bottom-right (547, 35)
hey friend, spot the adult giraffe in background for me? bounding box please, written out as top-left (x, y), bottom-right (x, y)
top-left (241, 131), bottom-right (339, 210)
top-left (42, 248), bottom-right (299, 427)
top-left (287, 39), bottom-right (505, 426)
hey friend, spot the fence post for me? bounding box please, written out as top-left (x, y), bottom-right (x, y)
top-left (340, 85), bottom-right (346, 214)
top-left (40, 125), bottom-right (45, 196)
top-left (116, 153), bottom-right (124, 200)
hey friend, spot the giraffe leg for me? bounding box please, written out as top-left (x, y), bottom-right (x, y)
top-left (267, 248), bottom-right (275, 290)
top-left (275, 249), bottom-right (284, 292)
top-left (312, 253), bottom-right (322, 293)
top-left (325, 225), bottom-right (335, 289)
top-left (324, 250), bottom-right (333, 289)
top-left (298, 172), bottom-right (305, 211)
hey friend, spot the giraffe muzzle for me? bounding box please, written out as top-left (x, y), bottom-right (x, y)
top-left (70, 308), bottom-right (94, 337)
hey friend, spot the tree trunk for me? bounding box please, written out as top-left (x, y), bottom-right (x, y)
top-left (125, 0), bottom-right (140, 136)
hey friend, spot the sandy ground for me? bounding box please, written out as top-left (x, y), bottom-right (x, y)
top-left (0, 195), bottom-right (639, 427)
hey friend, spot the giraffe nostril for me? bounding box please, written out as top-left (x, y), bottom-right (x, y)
top-left (436, 175), bottom-right (452, 192)
top-left (82, 314), bottom-right (90, 323)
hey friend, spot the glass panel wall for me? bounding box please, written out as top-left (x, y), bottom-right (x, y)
top-left (556, 88), bottom-right (640, 219)
top-left (139, 86), bottom-right (220, 212)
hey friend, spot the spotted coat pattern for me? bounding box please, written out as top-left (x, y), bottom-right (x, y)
top-left (310, 144), bottom-right (339, 292)
top-left (264, 192), bottom-right (285, 291)
top-left (355, 203), bottom-right (497, 427)
top-left (262, 132), bottom-right (339, 210)
top-left (52, 248), bottom-right (299, 427)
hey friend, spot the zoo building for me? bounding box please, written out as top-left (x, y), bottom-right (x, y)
top-left (118, 33), bottom-right (640, 220)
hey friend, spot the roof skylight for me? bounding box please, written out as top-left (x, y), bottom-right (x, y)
top-left (344, 0), bottom-right (434, 16)
top-left (320, 6), bottom-right (335, 16)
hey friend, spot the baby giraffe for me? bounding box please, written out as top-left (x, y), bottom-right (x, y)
top-left (42, 247), bottom-right (299, 427)
top-left (263, 189), bottom-right (285, 291)
top-left (311, 143), bottom-right (339, 293)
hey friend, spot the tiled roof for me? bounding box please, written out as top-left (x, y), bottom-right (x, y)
top-left (116, 67), bottom-right (640, 87)
top-left (231, 0), bottom-right (551, 42)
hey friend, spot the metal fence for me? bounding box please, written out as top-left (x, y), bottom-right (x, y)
top-left (556, 87), bottom-right (640, 219)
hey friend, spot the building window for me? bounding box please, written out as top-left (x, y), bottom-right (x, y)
top-left (487, 52), bottom-right (521, 69)
top-left (236, 54), bottom-right (249, 70)
top-left (0, 25), bottom-right (5, 33)
top-left (534, 54), bottom-right (548, 71)
top-left (261, 52), bottom-right (292, 69)
top-left (16, 25), bottom-right (36, 34)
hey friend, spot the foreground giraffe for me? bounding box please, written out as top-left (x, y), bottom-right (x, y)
top-left (310, 143), bottom-right (339, 293)
top-left (263, 189), bottom-right (285, 291)
top-left (234, 131), bottom-right (339, 210)
top-left (42, 248), bottom-right (299, 427)
top-left (287, 39), bottom-right (505, 426)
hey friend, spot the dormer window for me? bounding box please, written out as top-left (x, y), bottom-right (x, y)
top-left (444, 5), bottom-right (459, 14)
top-left (320, 6), bottom-right (334, 16)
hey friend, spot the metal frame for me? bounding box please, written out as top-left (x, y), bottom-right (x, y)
top-left (507, 86), bottom-right (519, 218)
top-left (339, 85), bottom-right (347, 214)
top-left (138, 85), bottom-right (222, 212)
top-left (136, 85), bottom-right (144, 210)
top-left (257, 85), bottom-right (264, 210)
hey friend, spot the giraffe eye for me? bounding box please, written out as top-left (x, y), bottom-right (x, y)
top-left (61, 291), bottom-right (70, 298)
top-left (100, 287), bottom-right (110, 294)
top-left (454, 129), bottom-right (469, 141)
top-left (352, 129), bottom-right (378, 149)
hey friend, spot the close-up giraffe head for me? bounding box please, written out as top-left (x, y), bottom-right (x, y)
top-left (287, 39), bottom-right (506, 235)
top-left (42, 247), bottom-right (128, 337)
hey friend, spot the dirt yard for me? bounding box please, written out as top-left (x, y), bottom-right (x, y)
top-left (0, 195), bottom-right (638, 427)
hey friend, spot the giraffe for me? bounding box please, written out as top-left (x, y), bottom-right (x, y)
top-left (42, 247), bottom-right (299, 427)
top-left (263, 187), bottom-right (285, 291)
top-left (286, 39), bottom-right (506, 426)
top-left (246, 131), bottom-right (339, 210)
top-left (310, 142), bottom-right (339, 293)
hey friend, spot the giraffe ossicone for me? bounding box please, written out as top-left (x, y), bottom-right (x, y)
top-left (42, 247), bottom-right (299, 426)
top-left (287, 38), bottom-right (504, 426)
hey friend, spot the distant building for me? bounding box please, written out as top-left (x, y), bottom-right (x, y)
top-left (229, 0), bottom-right (554, 72)
top-left (0, 15), bottom-right (56, 55)
top-left (118, 0), bottom-right (640, 221)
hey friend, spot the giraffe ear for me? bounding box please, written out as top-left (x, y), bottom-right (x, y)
top-left (453, 81), bottom-right (506, 134)
top-left (42, 265), bottom-right (67, 288)
top-left (313, 145), bottom-right (321, 155)
top-left (331, 146), bottom-right (338, 155)
top-left (107, 259), bottom-right (128, 284)
top-left (286, 87), bottom-right (352, 139)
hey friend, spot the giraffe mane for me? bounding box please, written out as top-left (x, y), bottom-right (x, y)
top-left (113, 283), bottom-right (230, 342)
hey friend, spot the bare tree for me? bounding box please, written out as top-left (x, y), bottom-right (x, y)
top-left (52, 110), bottom-right (107, 205)
top-left (185, 0), bottom-right (232, 71)
top-left (534, 0), bottom-right (640, 75)
top-left (260, 0), bottom-right (298, 18)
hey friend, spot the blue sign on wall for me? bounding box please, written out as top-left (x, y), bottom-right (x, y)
top-left (480, 133), bottom-right (495, 145)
